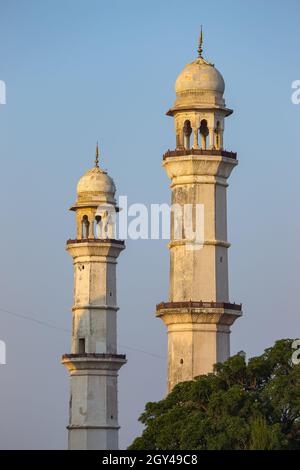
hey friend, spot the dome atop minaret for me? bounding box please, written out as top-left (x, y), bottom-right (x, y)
top-left (77, 167), bottom-right (116, 197)
top-left (175, 58), bottom-right (225, 95)
top-left (74, 143), bottom-right (116, 207)
top-left (170, 29), bottom-right (227, 113)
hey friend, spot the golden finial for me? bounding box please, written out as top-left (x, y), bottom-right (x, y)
top-left (95, 141), bottom-right (99, 167)
top-left (198, 26), bottom-right (203, 57)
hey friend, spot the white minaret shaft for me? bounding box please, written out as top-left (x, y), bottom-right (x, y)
top-left (62, 146), bottom-right (126, 450)
top-left (157, 36), bottom-right (242, 392)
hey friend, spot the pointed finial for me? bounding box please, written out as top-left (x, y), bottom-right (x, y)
top-left (198, 26), bottom-right (203, 57)
top-left (95, 141), bottom-right (99, 167)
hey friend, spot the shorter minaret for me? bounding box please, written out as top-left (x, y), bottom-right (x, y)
top-left (62, 145), bottom-right (126, 450)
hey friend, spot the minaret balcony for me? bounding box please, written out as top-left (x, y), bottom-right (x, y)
top-left (66, 238), bottom-right (125, 259)
top-left (162, 148), bottom-right (238, 182)
top-left (62, 352), bottom-right (126, 373)
top-left (156, 301), bottom-right (242, 327)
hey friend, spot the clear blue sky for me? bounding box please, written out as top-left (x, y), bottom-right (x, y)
top-left (0, 0), bottom-right (299, 449)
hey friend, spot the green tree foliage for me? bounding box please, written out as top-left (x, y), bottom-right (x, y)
top-left (129, 340), bottom-right (300, 450)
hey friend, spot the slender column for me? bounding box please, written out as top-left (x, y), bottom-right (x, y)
top-left (209, 127), bottom-right (215, 149)
top-left (193, 128), bottom-right (199, 148)
top-left (220, 130), bottom-right (224, 149)
top-left (200, 133), bottom-right (206, 150)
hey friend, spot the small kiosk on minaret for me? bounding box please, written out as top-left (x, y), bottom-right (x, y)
top-left (156, 32), bottom-right (242, 392)
top-left (62, 144), bottom-right (126, 450)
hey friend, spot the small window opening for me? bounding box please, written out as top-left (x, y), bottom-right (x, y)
top-left (78, 338), bottom-right (85, 354)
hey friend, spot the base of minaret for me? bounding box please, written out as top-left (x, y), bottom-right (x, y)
top-left (61, 353), bottom-right (126, 450)
top-left (156, 301), bottom-right (242, 392)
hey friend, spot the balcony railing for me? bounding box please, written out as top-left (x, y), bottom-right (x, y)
top-left (62, 353), bottom-right (126, 360)
top-left (163, 148), bottom-right (237, 160)
top-left (67, 238), bottom-right (125, 245)
top-left (156, 301), bottom-right (242, 311)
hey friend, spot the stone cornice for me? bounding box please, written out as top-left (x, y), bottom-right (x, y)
top-left (156, 307), bottom-right (242, 327)
top-left (156, 301), bottom-right (242, 327)
top-left (166, 105), bottom-right (233, 117)
top-left (66, 239), bottom-right (125, 259)
top-left (162, 155), bottom-right (238, 182)
top-left (61, 353), bottom-right (126, 373)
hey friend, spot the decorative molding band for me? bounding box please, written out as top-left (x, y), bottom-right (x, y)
top-left (72, 305), bottom-right (119, 312)
top-left (67, 425), bottom-right (120, 430)
top-left (170, 175), bottom-right (228, 187)
top-left (168, 239), bottom-right (231, 249)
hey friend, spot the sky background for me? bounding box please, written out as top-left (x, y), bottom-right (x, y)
top-left (0, 0), bottom-right (299, 449)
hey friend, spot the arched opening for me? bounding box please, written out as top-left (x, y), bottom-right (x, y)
top-left (81, 215), bottom-right (90, 239)
top-left (215, 121), bottom-right (221, 150)
top-left (199, 119), bottom-right (209, 150)
top-left (183, 120), bottom-right (192, 150)
top-left (95, 215), bottom-right (102, 239)
top-left (102, 210), bottom-right (109, 238)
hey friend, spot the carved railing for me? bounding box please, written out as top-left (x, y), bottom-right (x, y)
top-left (67, 238), bottom-right (125, 245)
top-left (62, 353), bottom-right (126, 360)
top-left (163, 148), bottom-right (237, 160)
top-left (156, 301), bottom-right (242, 311)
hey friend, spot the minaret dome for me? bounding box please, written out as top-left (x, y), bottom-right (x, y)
top-left (76, 166), bottom-right (116, 206)
top-left (174, 57), bottom-right (225, 107)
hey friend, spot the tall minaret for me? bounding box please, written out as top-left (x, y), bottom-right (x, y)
top-left (62, 144), bottom-right (126, 450)
top-left (156, 33), bottom-right (242, 392)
